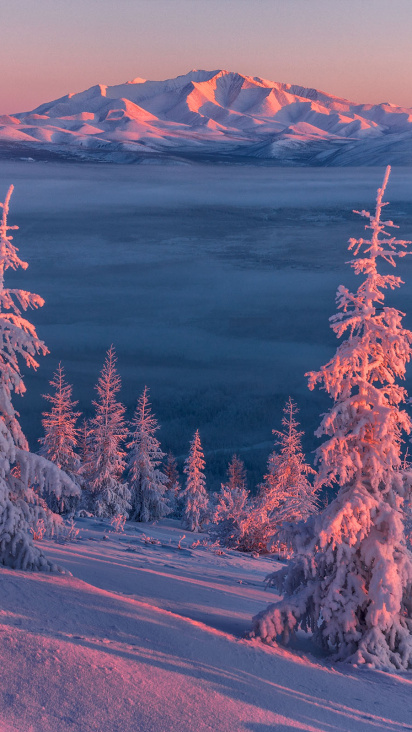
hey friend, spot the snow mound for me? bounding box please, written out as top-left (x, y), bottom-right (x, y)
top-left (0, 518), bottom-right (411, 731)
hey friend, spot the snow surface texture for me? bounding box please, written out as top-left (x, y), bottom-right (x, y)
top-left (2, 69), bottom-right (412, 165)
top-left (1, 517), bottom-right (412, 732)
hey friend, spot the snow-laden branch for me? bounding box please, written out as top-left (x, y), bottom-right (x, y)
top-left (252, 167), bottom-right (412, 670)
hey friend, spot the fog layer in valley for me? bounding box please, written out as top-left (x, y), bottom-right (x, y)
top-left (1, 161), bottom-right (412, 490)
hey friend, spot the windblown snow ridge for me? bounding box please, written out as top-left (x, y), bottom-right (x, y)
top-left (2, 69), bottom-right (412, 165)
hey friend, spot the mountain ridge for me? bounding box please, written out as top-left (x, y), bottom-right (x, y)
top-left (1, 69), bottom-right (412, 165)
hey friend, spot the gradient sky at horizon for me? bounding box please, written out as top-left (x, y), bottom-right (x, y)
top-left (1, 0), bottom-right (411, 114)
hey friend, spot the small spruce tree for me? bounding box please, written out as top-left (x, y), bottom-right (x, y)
top-left (84, 346), bottom-right (130, 517)
top-left (127, 386), bottom-right (168, 522)
top-left (259, 398), bottom-right (317, 534)
top-left (253, 167), bottom-right (412, 670)
top-left (211, 455), bottom-right (249, 548)
top-left (226, 454), bottom-right (247, 492)
top-left (182, 430), bottom-right (208, 532)
top-left (39, 363), bottom-right (81, 513)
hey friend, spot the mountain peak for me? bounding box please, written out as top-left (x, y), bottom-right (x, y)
top-left (127, 77), bottom-right (147, 85)
top-left (2, 70), bottom-right (412, 166)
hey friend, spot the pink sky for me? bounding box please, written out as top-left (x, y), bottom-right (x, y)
top-left (2, 0), bottom-right (412, 115)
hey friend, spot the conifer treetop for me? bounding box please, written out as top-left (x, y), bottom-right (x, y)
top-left (93, 345), bottom-right (123, 414)
top-left (307, 165), bottom-right (412, 492)
top-left (127, 385), bottom-right (168, 523)
top-left (272, 397), bottom-right (307, 464)
top-left (226, 454), bottom-right (247, 492)
top-left (84, 345), bottom-right (130, 517)
top-left (182, 429), bottom-right (208, 532)
top-left (39, 363), bottom-right (80, 471)
top-left (184, 429), bottom-right (206, 481)
top-left (260, 397), bottom-right (317, 526)
top-left (130, 385), bottom-right (160, 441)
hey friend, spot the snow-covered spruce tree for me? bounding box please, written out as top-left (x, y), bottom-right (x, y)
top-left (236, 504), bottom-right (275, 553)
top-left (84, 346), bottom-right (130, 517)
top-left (211, 451), bottom-right (309, 555)
top-left (164, 451), bottom-right (182, 517)
top-left (211, 455), bottom-right (250, 548)
top-left (252, 167), bottom-right (412, 670)
top-left (227, 404), bottom-right (316, 556)
top-left (182, 430), bottom-right (209, 532)
top-left (0, 185), bottom-right (79, 570)
top-left (39, 363), bottom-right (81, 513)
top-left (210, 454), bottom-right (276, 553)
top-left (226, 454), bottom-right (247, 493)
top-left (211, 484), bottom-right (249, 549)
top-left (127, 386), bottom-right (168, 522)
top-left (259, 398), bottom-right (317, 534)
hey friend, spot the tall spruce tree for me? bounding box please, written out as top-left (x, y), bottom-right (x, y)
top-left (39, 363), bottom-right (81, 513)
top-left (84, 346), bottom-right (130, 517)
top-left (127, 386), bottom-right (168, 522)
top-left (0, 185), bottom-right (79, 570)
top-left (182, 430), bottom-right (208, 532)
top-left (253, 167), bottom-right (412, 670)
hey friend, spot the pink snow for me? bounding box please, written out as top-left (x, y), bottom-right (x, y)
top-left (1, 518), bottom-right (411, 731)
top-left (1, 69), bottom-right (411, 157)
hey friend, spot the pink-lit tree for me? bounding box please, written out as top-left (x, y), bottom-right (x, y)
top-left (84, 346), bottom-right (130, 517)
top-left (253, 167), bottom-right (412, 670)
top-left (127, 386), bottom-right (168, 522)
top-left (259, 397), bottom-right (317, 532)
top-left (212, 454), bottom-right (250, 548)
top-left (0, 186), bottom-right (79, 570)
top-left (39, 363), bottom-right (81, 513)
top-left (182, 429), bottom-right (209, 532)
top-left (226, 454), bottom-right (247, 493)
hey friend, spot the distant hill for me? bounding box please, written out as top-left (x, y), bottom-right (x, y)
top-left (1, 69), bottom-right (412, 165)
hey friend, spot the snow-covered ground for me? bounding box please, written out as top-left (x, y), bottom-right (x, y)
top-left (1, 518), bottom-right (412, 731)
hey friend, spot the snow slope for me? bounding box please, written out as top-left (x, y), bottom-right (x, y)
top-left (2, 70), bottom-right (412, 165)
top-left (1, 518), bottom-right (412, 731)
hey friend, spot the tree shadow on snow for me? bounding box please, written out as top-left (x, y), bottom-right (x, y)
top-left (1, 570), bottom-right (411, 732)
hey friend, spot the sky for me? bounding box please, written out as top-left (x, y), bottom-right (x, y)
top-left (1, 0), bottom-right (411, 114)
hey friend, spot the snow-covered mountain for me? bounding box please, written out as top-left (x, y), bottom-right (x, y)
top-left (2, 69), bottom-right (412, 165)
